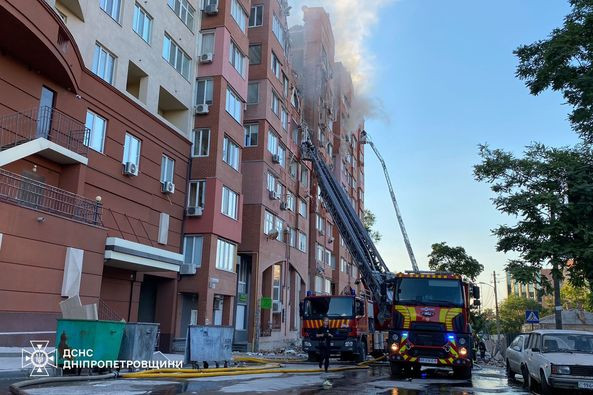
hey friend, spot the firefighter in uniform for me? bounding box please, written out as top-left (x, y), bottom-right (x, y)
top-left (316, 316), bottom-right (333, 372)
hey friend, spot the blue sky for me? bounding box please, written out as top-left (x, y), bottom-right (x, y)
top-left (361, 0), bottom-right (579, 307)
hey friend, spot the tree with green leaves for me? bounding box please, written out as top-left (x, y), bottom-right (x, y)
top-left (561, 281), bottom-right (593, 311)
top-left (427, 242), bottom-right (483, 281)
top-left (362, 209), bottom-right (382, 243)
top-left (471, 308), bottom-right (497, 335)
top-left (515, 0), bottom-right (593, 143)
top-left (474, 143), bottom-right (593, 329)
top-left (499, 295), bottom-right (548, 334)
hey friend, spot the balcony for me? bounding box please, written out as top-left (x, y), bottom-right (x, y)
top-left (0, 106), bottom-right (89, 166)
top-left (0, 168), bottom-right (102, 225)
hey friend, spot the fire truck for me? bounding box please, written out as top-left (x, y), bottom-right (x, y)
top-left (300, 292), bottom-right (376, 362)
top-left (299, 140), bottom-right (480, 378)
top-left (388, 272), bottom-right (480, 379)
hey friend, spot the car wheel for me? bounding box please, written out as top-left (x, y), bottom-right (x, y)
top-left (506, 360), bottom-right (515, 380)
top-left (390, 362), bottom-right (404, 377)
top-left (453, 366), bottom-right (472, 380)
top-left (520, 365), bottom-right (529, 388)
top-left (540, 370), bottom-right (553, 395)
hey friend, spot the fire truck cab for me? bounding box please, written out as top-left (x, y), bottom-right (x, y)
top-left (388, 272), bottom-right (480, 379)
top-left (300, 293), bottom-right (372, 362)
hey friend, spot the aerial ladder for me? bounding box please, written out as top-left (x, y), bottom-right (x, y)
top-left (301, 140), bottom-right (394, 328)
top-left (360, 131), bottom-right (419, 272)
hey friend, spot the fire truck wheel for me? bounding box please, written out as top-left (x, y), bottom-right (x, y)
top-left (307, 352), bottom-right (318, 362)
top-left (453, 366), bottom-right (472, 380)
top-left (390, 362), bottom-right (404, 377)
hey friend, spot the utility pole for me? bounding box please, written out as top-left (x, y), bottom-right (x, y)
top-left (493, 271), bottom-right (502, 358)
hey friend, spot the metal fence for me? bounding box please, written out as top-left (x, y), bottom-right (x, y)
top-left (0, 168), bottom-right (101, 225)
top-left (0, 106), bottom-right (89, 156)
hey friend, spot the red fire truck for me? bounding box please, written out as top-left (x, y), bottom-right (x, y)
top-left (300, 293), bottom-right (377, 362)
top-left (388, 272), bottom-right (480, 378)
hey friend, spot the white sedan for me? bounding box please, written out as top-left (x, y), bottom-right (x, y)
top-left (505, 334), bottom-right (528, 380)
top-left (523, 329), bottom-right (593, 394)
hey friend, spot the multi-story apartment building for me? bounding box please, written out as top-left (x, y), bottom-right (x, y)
top-left (239, 0), bottom-right (310, 351)
top-left (331, 62), bottom-right (365, 295)
top-left (47, 0), bottom-right (199, 136)
top-left (0, 0), bottom-right (190, 350)
top-left (291, 7), bottom-right (362, 298)
top-left (175, 0), bottom-right (250, 347)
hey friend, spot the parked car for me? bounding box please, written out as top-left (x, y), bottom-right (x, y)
top-left (506, 334), bottom-right (528, 380)
top-left (523, 329), bottom-right (593, 394)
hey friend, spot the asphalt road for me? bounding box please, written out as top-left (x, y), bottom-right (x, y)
top-left (0, 363), bottom-right (531, 394)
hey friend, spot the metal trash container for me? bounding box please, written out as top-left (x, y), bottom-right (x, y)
top-left (118, 322), bottom-right (159, 362)
top-left (184, 326), bottom-right (233, 364)
top-left (55, 319), bottom-right (125, 366)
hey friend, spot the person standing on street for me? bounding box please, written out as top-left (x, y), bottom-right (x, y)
top-left (316, 316), bottom-right (333, 372)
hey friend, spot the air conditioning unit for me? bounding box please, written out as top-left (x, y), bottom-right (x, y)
top-left (269, 190), bottom-right (280, 200)
top-left (123, 161), bottom-right (137, 176)
top-left (186, 206), bottom-right (203, 217)
top-left (271, 154), bottom-right (281, 164)
top-left (162, 181), bottom-right (175, 194)
top-left (200, 52), bottom-right (213, 64)
top-left (328, 237), bottom-right (334, 244)
top-left (272, 301), bottom-right (283, 313)
top-left (204, 2), bottom-right (219, 15)
top-left (280, 202), bottom-right (288, 211)
top-left (195, 104), bottom-right (209, 115)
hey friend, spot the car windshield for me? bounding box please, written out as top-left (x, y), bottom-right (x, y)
top-left (304, 297), bottom-right (353, 319)
top-left (542, 333), bottom-right (593, 353)
top-left (395, 278), bottom-right (463, 307)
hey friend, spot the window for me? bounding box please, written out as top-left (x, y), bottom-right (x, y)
top-left (196, 78), bottom-right (214, 105)
top-left (266, 172), bottom-right (277, 192)
top-left (216, 238), bottom-right (236, 271)
top-left (84, 111), bottom-right (106, 153)
top-left (286, 192), bottom-right (295, 211)
top-left (281, 107), bottom-right (288, 130)
top-left (315, 276), bottom-right (323, 293)
top-left (316, 243), bottom-right (324, 263)
top-left (272, 14), bottom-right (285, 48)
top-left (183, 235), bottom-right (203, 266)
top-left (267, 130), bottom-right (278, 155)
top-left (225, 87), bottom-right (242, 123)
top-left (133, 3), bottom-right (152, 43)
top-left (271, 91), bottom-right (280, 116)
top-left (298, 198), bottom-right (307, 217)
top-left (273, 265), bottom-right (282, 306)
top-left (200, 32), bottom-right (215, 55)
top-left (191, 129), bottom-right (210, 157)
top-left (167, 0), bottom-right (195, 30)
top-left (289, 161), bottom-right (297, 178)
top-left (277, 144), bottom-right (286, 167)
top-left (247, 82), bottom-right (259, 104)
top-left (316, 214), bottom-right (324, 232)
top-left (327, 221), bottom-right (333, 238)
top-left (298, 232), bottom-right (307, 252)
top-left (188, 180), bottom-right (206, 208)
top-left (327, 143), bottom-right (333, 158)
top-left (271, 52), bottom-right (281, 79)
top-left (92, 43), bottom-right (116, 84)
top-left (222, 186), bottom-right (239, 219)
top-left (300, 166), bottom-right (309, 187)
top-left (288, 228), bottom-right (296, 247)
top-left (122, 133), bottom-right (141, 173)
top-left (283, 74), bottom-right (289, 97)
top-left (249, 44), bottom-right (262, 65)
top-left (340, 258), bottom-right (347, 273)
top-left (100, 0), bottom-right (120, 21)
top-left (249, 4), bottom-right (263, 27)
top-left (229, 41), bottom-right (246, 77)
top-left (230, 0), bottom-right (247, 32)
top-left (244, 124), bottom-right (258, 147)
top-left (275, 216), bottom-right (284, 242)
top-left (161, 155), bottom-right (175, 183)
top-left (222, 136), bottom-right (240, 170)
top-left (162, 34), bottom-right (191, 79)
top-left (264, 211), bottom-right (275, 234)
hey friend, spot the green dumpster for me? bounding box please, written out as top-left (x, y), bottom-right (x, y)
top-left (55, 319), bottom-right (125, 366)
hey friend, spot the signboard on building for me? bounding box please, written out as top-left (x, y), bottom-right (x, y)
top-left (260, 297), bottom-right (272, 310)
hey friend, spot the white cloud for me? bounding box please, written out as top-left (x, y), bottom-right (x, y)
top-left (288, 0), bottom-right (395, 94)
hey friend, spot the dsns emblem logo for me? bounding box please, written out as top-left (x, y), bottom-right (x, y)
top-left (420, 308), bottom-right (435, 318)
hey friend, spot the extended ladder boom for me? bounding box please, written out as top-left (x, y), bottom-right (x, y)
top-left (301, 141), bottom-right (394, 326)
top-left (361, 131), bottom-right (419, 272)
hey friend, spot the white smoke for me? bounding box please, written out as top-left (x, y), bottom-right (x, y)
top-left (288, 0), bottom-right (395, 95)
